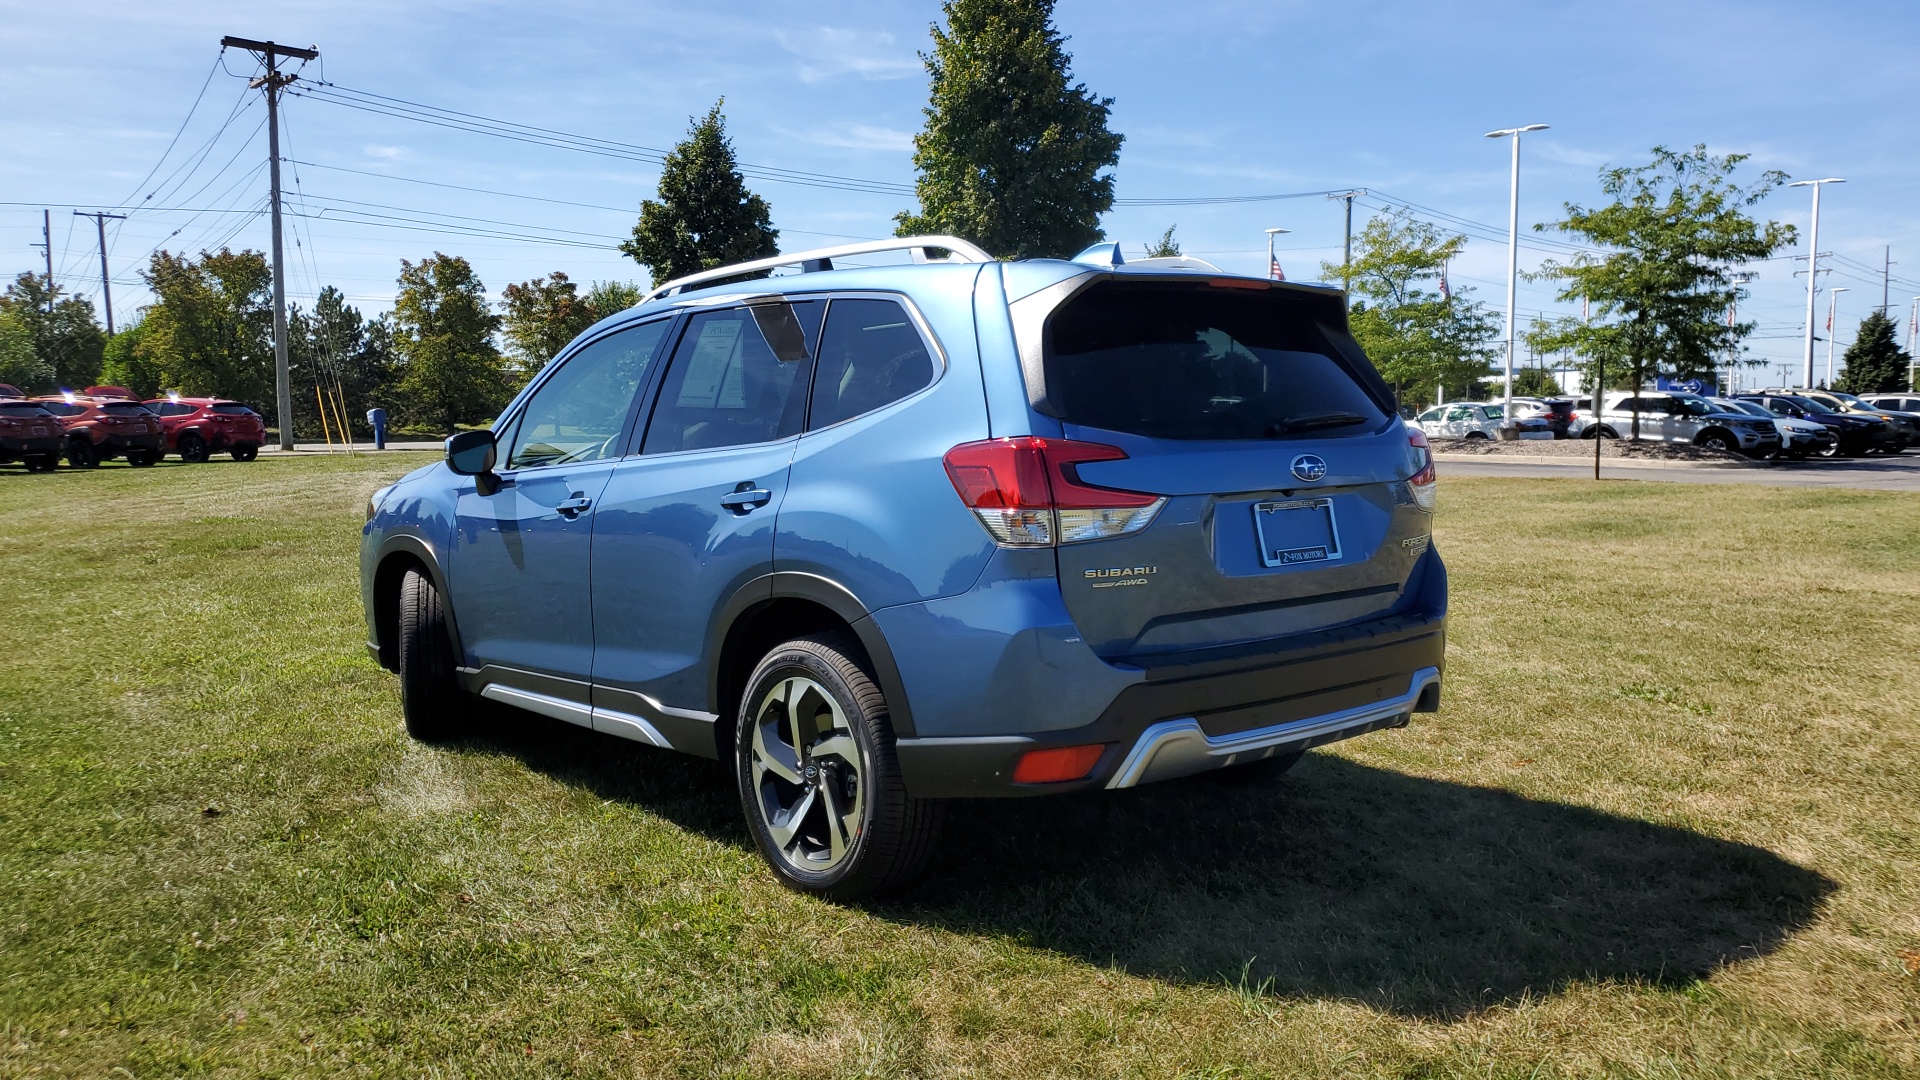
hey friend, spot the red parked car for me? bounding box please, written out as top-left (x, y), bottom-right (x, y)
top-left (142, 397), bottom-right (266, 462)
top-left (0, 399), bottom-right (66, 472)
top-left (33, 396), bottom-right (166, 468)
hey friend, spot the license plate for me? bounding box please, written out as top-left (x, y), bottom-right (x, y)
top-left (1254, 498), bottom-right (1343, 568)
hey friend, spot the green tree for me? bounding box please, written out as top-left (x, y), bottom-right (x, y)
top-left (391, 253), bottom-right (508, 433)
top-left (586, 280), bottom-right (642, 318)
top-left (1511, 366), bottom-right (1564, 398)
top-left (134, 248), bottom-right (275, 408)
top-left (894, 0), bottom-right (1123, 258)
top-left (1531, 146), bottom-right (1791, 438)
top-left (1143, 225), bottom-right (1181, 258)
top-left (500, 272), bottom-right (598, 377)
top-left (620, 103), bottom-right (778, 288)
top-left (290, 286), bottom-right (396, 436)
top-left (1835, 310), bottom-right (1912, 394)
top-left (0, 272), bottom-right (105, 391)
top-left (0, 307), bottom-right (52, 392)
top-left (98, 321), bottom-right (162, 398)
top-left (1322, 210), bottom-right (1499, 408)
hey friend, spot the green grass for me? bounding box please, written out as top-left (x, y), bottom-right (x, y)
top-left (2, 455), bottom-right (1918, 1078)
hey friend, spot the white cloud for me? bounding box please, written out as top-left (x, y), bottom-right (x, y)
top-left (362, 145), bottom-right (405, 160)
top-left (776, 27), bottom-right (920, 84)
top-left (791, 123), bottom-right (915, 152)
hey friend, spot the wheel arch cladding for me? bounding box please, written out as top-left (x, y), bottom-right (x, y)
top-left (373, 539), bottom-right (461, 673)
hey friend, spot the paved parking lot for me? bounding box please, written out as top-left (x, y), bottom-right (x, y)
top-left (1436, 451), bottom-right (1920, 492)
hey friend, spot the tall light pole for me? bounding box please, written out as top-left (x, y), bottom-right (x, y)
top-left (1908, 296), bottom-right (1920, 388)
top-left (1485, 124), bottom-right (1549, 429)
top-left (1789, 178), bottom-right (1845, 388)
top-left (1825, 287), bottom-right (1849, 387)
top-left (1264, 227), bottom-right (1289, 280)
top-left (1725, 271), bottom-right (1757, 394)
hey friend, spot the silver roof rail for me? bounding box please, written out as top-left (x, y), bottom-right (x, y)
top-left (641, 235), bottom-right (994, 303)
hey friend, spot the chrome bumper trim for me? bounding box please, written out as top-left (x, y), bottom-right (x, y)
top-left (1104, 666), bottom-right (1440, 789)
top-left (478, 685), bottom-right (669, 748)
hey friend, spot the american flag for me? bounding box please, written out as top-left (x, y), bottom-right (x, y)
top-left (1269, 256), bottom-right (1285, 281)
top-left (1438, 264), bottom-right (1451, 300)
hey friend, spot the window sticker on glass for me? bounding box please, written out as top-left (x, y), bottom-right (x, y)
top-left (677, 319), bottom-right (744, 408)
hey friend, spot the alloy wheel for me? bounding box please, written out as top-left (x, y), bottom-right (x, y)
top-left (747, 675), bottom-right (866, 874)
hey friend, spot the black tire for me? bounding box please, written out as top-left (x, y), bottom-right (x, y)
top-left (25, 453), bottom-right (58, 473)
top-left (397, 568), bottom-right (468, 742)
top-left (735, 635), bottom-right (942, 900)
top-left (1200, 748), bottom-right (1306, 787)
top-left (1695, 429), bottom-right (1737, 453)
top-left (66, 440), bottom-right (98, 469)
top-left (1586, 426), bottom-right (1618, 440)
top-left (231, 443), bottom-right (258, 462)
top-left (127, 450), bottom-right (158, 467)
top-left (178, 432), bottom-right (211, 463)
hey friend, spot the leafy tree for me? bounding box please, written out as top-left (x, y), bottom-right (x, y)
top-left (0, 307), bottom-right (52, 392)
top-left (586, 280), bottom-right (642, 318)
top-left (620, 103), bottom-right (778, 288)
top-left (391, 253), bottom-right (509, 433)
top-left (1531, 146), bottom-right (1791, 438)
top-left (1835, 310), bottom-right (1912, 394)
top-left (1510, 366), bottom-right (1564, 398)
top-left (0, 272), bottom-right (105, 390)
top-left (894, 0), bottom-right (1123, 258)
top-left (98, 321), bottom-right (162, 398)
top-left (1143, 226), bottom-right (1180, 258)
top-left (500, 272), bottom-right (598, 377)
top-left (134, 248), bottom-right (275, 409)
top-left (290, 286), bottom-right (397, 436)
top-left (1321, 210), bottom-right (1499, 408)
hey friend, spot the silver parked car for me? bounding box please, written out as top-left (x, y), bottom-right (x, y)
top-left (1589, 392), bottom-right (1781, 456)
top-left (1705, 397), bottom-right (1836, 459)
top-left (1412, 402), bottom-right (1553, 441)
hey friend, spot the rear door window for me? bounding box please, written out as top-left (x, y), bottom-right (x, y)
top-left (642, 302), bottom-right (819, 454)
top-left (210, 403), bottom-right (256, 416)
top-left (808, 298), bottom-right (935, 429)
top-left (1044, 281), bottom-right (1389, 440)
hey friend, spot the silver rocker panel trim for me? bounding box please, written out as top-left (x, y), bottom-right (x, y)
top-left (479, 685), bottom-right (670, 749)
top-left (1104, 666), bottom-right (1441, 789)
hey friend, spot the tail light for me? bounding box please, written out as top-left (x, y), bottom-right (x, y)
top-left (1012, 744), bottom-right (1107, 784)
top-left (1406, 428), bottom-right (1438, 511)
top-left (943, 437), bottom-right (1166, 547)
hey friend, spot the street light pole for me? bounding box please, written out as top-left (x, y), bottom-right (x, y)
top-left (1789, 178), bottom-right (1845, 388)
top-left (1825, 287), bottom-right (1849, 387)
top-left (1263, 227), bottom-right (1289, 280)
top-left (1485, 124), bottom-right (1549, 431)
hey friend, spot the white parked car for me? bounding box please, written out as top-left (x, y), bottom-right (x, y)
top-left (1589, 391), bottom-right (1781, 457)
top-left (1412, 402), bottom-right (1554, 441)
top-left (1705, 397), bottom-right (1837, 459)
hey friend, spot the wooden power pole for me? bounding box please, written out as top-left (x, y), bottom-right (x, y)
top-left (73, 211), bottom-right (126, 336)
top-left (222, 35), bottom-right (318, 449)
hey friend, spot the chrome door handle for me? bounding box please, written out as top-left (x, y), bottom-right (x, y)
top-left (555, 495), bottom-right (593, 518)
top-left (719, 484), bottom-right (773, 512)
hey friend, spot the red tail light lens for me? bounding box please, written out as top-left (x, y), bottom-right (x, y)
top-left (943, 437), bottom-right (1166, 546)
top-left (1012, 744), bottom-right (1107, 784)
top-left (1406, 428), bottom-right (1437, 510)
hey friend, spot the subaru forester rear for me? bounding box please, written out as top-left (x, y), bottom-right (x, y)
top-left (361, 236), bottom-right (1445, 899)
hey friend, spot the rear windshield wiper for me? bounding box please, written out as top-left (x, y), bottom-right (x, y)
top-left (1268, 412), bottom-right (1367, 435)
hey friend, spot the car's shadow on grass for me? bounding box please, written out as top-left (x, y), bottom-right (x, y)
top-left (466, 708), bottom-right (1833, 1020)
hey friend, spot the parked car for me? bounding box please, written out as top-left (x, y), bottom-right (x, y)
top-left (1705, 397), bottom-right (1836, 459)
top-left (143, 397), bottom-right (266, 462)
top-left (1859, 393), bottom-right (1920, 414)
top-left (1790, 389), bottom-right (1920, 452)
top-left (1509, 397), bottom-right (1582, 438)
top-left (1735, 394), bottom-right (1893, 456)
top-left (0, 400), bottom-right (66, 472)
top-left (1586, 391), bottom-right (1781, 457)
top-left (1412, 402), bottom-right (1552, 440)
top-left (361, 236), bottom-right (1448, 898)
top-left (0, 383), bottom-right (23, 400)
top-left (33, 397), bottom-right (166, 467)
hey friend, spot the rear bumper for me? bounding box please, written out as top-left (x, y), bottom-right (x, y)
top-left (97, 432), bottom-right (165, 452)
top-left (0, 435), bottom-right (64, 456)
top-left (894, 604), bottom-right (1446, 798)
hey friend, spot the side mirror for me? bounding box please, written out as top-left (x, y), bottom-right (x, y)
top-left (446, 430), bottom-right (502, 494)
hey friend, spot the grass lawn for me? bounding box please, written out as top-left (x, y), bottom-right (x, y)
top-left (2, 454), bottom-right (1917, 1078)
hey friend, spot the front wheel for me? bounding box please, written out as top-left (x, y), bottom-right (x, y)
top-left (178, 432), bottom-right (210, 463)
top-left (736, 636), bottom-right (941, 900)
top-left (127, 450), bottom-right (158, 467)
top-left (1696, 429), bottom-right (1737, 453)
top-left (66, 440), bottom-right (98, 469)
top-left (397, 568), bottom-right (468, 741)
top-left (231, 443), bottom-right (258, 462)
top-left (25, 453), bottom-right (58, 473)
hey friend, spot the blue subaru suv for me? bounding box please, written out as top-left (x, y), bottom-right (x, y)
top-left (361, 236), bottom-right (1446, 898)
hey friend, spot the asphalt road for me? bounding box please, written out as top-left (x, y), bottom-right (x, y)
top-left (1435, 451), bottom-right (1920, 492)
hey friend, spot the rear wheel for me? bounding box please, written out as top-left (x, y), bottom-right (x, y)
top-left (25, 453), bottom-right (58, 473)
top-left (1463, 431), bottom-right (1489, 441)
top-left (126, 450), bottom-right (158, 467)
top-left (231, 443), bottom-right (258, 462)
top-left (178, 432), bottom-right (210, 463)
top-left (736, 635), bottom-right (941, 900)
top-left (1817, 441), bottom-right (1843, 458)
top-left (397, 568), bottom-right (468, 742)
top-left (66, 440), bottom-right (97, 469)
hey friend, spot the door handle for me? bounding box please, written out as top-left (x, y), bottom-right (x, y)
top-left (555, 495), bottom-right (593, 518)
top-left (719, 484), bottom-right (773, 513)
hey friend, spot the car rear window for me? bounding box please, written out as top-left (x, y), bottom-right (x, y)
top-left (211, 403), bottom-right (256, 415)
top-left (37, 402), bottom-right (84, 416)
top-left (101, 402), bottom-right (154, 414)
top-left (1044, 281), bottom-right (1390, 440)
top-left (0, 403), bottom-right (52, 416)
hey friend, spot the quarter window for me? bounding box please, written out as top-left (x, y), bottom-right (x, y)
top-left (808, 298), bottom-right (935, 430)
top-left (505, 318), bottom-right (670, 470)
top-left (642, 303), bottom-right (819, 454)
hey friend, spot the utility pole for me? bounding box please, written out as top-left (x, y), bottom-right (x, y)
top-left (39, 210), bottom-right (54, 316)
top-left (1881, 245), bottom-right (1894, 314)
top-left (1825, 287), bottom-right (1849, 387)
top-left (1485, 124), bottom-right (1549, 432)
top-left (1326, 189), bottom-right (1366, 306)
top-left (223, 35), bottom-right (319, 450)
top-left (1788, 178), bottom-right (1844, 387)
top-left (73, 211), bottom-right (126, 336)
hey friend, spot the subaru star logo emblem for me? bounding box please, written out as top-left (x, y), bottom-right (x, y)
top-left (1290, 454), bottom-right (1328, 483)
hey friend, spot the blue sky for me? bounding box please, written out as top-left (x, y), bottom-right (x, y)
top-left (4, 0), bottom-right (1918, 379)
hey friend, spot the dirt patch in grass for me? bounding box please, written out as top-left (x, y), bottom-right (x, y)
top-left (1433, 436), bottom-right (1758, 462)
